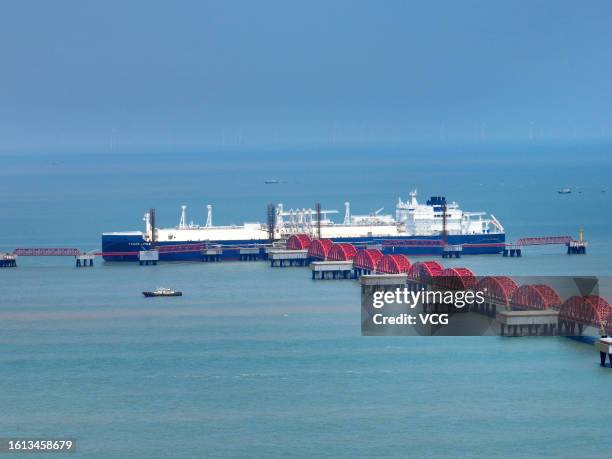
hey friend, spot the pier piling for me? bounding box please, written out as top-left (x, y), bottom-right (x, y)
top-left (497, 310), bottom-right (559, 336)
top-left (310, 261), bottom-right (354, 279)
top-left (201, 248), bottom-right (222, 262)
top-left (268, 249), bottom-right (309, 267)
top-left (0, 253), bottom-right (17, 268)
top-left (596, 338), bottom-right (612, 367)
top-left (75, 254), bottom-right (95, 267)
top-left (138, 250), bottom-right (159, 266)
top-left (442, 245), bottom-right (462, 258)
top-left (567, 240), bottom-right (587, 255)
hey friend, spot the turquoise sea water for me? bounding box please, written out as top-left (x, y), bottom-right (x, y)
top-left (1, 145), bottom-right (612, 457)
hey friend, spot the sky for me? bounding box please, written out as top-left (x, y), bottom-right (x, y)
top-left (1, 0), bottom-right (611, 153)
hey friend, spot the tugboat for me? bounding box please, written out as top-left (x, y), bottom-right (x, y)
top-left (142, 287), bottom-right (182, 297)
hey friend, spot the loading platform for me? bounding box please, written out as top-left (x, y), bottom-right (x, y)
top-left (139, 250), bottom-right (159, 266)
top-left (597, 338), bottom-right (612, 367)
top-left (497, 310), bottom-right (560, 336)
top-left (268, 249), bottom-right (309, 267)
top-left (311, 261), bottom-right (354, 279)
top-left (75, 254), bottom-right (95, 267)
top-left (0, 253), bottom-right (17, 268)
top-left (201, 247), bottom-right (223, 262)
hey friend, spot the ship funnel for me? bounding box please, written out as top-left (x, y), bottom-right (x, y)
top-left (206, 204), bottom-right (213, 228)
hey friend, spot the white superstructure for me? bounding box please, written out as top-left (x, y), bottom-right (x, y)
top-left (395, 190), bottom-right (503, 236)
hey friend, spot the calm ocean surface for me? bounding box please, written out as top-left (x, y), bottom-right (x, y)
top-left (1, 145), bottom-right (612, 457)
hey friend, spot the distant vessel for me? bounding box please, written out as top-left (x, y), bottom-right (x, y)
top-left (558, 188), bottom-right (572, 194)
top-left (102, 189), bottom-right (506, 261)
top-left (142, 288), bottom-right (182, 297)
top-left (264, 179), bottom-right (280, 184)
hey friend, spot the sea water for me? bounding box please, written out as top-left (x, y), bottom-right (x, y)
top-left (1, 145), bottom-right (611, 457)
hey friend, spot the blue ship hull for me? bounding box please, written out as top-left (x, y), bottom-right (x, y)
top-left (101, 233), bottom-right (505, 262)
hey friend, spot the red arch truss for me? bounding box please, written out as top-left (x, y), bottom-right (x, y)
top-left (287, 234), bottom-right (312, 250)
top-left (560, 295), bottom-right (612, 333)
top-left (308, 239), bottom-right (333, 260)
top-left (510, 284), bottom-right (562, 311)
top-left (476, 276), bottom-right (518, 305)
top-left (328, 243), bottom-right (357, 261)
top-left (407, 261), bottom-right (444, 283)
top-left (376, 254), bottom-right (411, 274)
top-left (436, 267), bottom-right (476, 291)
top-left (353, 249), bottom-right (383, 271)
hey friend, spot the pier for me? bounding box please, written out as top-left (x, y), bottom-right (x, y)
top-left (310, 260), bottom-right (354, 279)
top-left (0, 253), bottom-right (17, 268)
top-left (597, 338), bottom-right (612, 367)
top-left (442, 244), bottom-right (462, 258)
top-left (239, 248), bottom-right (260, 261)
top-left (201, 247), bottom-right (222, 262)
top-left (268, 249), bottom-right (309, 267)
top-left (497, 310), bottom-right (559, 336)
top-left (502, 245), bottom-right (522, 257)
top-left (75, 254), bottom-right (95, 267)
top-left (567, 240), bottom-right (587, 255)
top-left (138, 250), bottom-right (159, 266)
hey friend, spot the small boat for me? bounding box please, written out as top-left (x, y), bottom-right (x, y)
top-left (264, 179), bottom-right (280, 184)
top-left (142, 287), bottom-right (182, 297)
top-left (558, 187), bottom-right (572, 194)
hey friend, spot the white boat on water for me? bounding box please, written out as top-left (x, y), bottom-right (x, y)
top-left (142, 287), bottom-right (182, 297)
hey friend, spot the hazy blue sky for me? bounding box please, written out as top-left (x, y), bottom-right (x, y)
top-left (1, 0), bottom-right (611, 153)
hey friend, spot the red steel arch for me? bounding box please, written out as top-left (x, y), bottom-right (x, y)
top-left (560, 296), bottom-right (612, 333)
top-left (287, 234), bottom-right (312, 250)
top-left (328, 243), bottom-right (357, 261)
top-left (476, 276), bottom-right (518, 306)
top-left (407, 261), bottom-right (444, 283)
top-left (308, 239), bottom-right (333, 260)
top-left (436, 267), bottom-right (477, 291)
top-left (353, 249), bottom-right (383, 271)
top-left (376, 254), bottom-right (411, 274)
top-left (510, 284), bottom-right (562, 311)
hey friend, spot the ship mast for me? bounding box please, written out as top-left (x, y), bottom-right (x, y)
top-left (441, 201), bottom-right (448, 243)
top-left (316, 202), bottom-right (322, 239)
top-left (179, 205), bottom-right (187, 229)
top-left (150, 208), bottom-right (156, 247)
top-left (343, 202), bottom-right (351, 225)
top-left (205, 204), bottom-right (213, 227)
top-left (267, 203), bottom-right (276, 241)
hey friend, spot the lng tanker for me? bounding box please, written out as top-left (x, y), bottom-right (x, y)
top-left (101, 190), bottom-right (505, 261)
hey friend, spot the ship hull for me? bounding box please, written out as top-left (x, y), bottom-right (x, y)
top-left (102, 233), bottom-right (505, 261)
